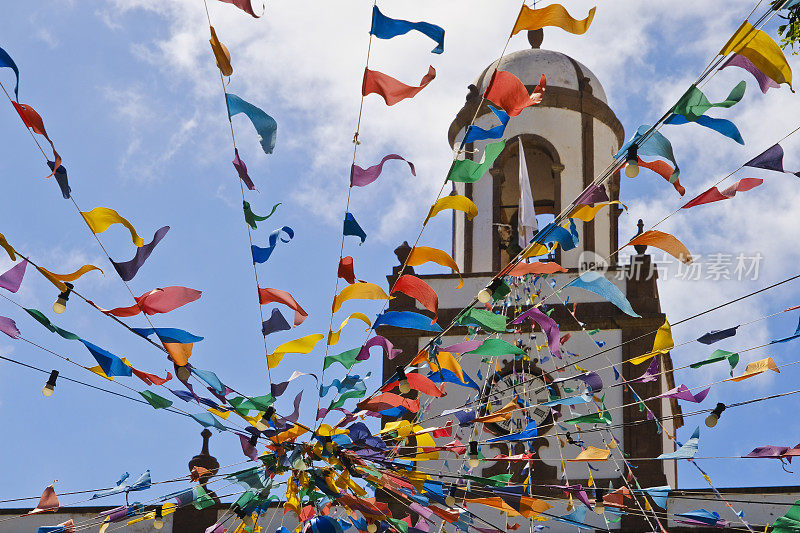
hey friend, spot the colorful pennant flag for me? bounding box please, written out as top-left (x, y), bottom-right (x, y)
top-left (226, 93), bottom-right (277, 154)
top-left (351, 154), bottom-right (415, 187)
top-left (484, 72), bottom-right (546, 117)
top-left (511, 3), bottom-right (596, 35)
top-left (682, 178), bottom-right (762, 208)
top-left (370, 5), bottom-right (445, 54)
top-left (362, 66), bottom-right (436, 106)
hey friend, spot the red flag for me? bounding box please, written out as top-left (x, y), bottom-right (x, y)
top-left (12, 102), bottom-right (60, 178)
top-left (258, 287), bottom-right (308, 326)
top-left (431, 420), bottom-right (453, 438)
top-left (682, 178), bottom-right (763, 209)
top-left (484, 71), bottom-right (546, 116)
top-left (362, 66), bottom-right (436, 106)
top-left (131, 367), bottom-right (172, 386)
top-left (358, 393), bottom-right (420, 413)
top-left (338, 256), bottom-right (357, 284)
top-left (391, 274), bottom-right (438, 321)
top-left (637, 157), bottom-right (686, 196)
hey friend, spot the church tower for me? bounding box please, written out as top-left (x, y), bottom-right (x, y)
top-left (449, 29), bottom-right (624, 273)
top-left (380, 32), bottom-right (683, 531)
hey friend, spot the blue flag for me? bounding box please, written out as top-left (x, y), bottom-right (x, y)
top-left (463, 105), bottom-right (509, 143)
top-left (226, 93), bottom-right (277, 154)
top-left (251, 226), bottom-right (294, 263)
top-left (370, 5), bottom-right (445, 54)
top-left (343, 212), bottom-right (367, 244)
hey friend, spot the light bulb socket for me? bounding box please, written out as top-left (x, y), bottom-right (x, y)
top-left (248, 434), bottom-right (259, 447)
top-left (46, 370), bottom-right (59, 389)
top-left (468, 441), bottom-right (479, 458)
top-left (625, 145), bottom-right (638, 166)
top-left (396, 366), bottom-right (406, 381)
top-left (154, 506), bottom-right (163, 520)
top-left (264, 406), bottom-right (276, 420)
top-left (711, 402), bottom-right (726, 417)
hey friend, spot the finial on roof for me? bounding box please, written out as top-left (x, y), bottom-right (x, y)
top-left (634, 219), bottom-right (648, 255)
top-left (528, 29), bottom-right (544, 49)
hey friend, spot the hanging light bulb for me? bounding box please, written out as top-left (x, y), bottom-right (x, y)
top-left (445, 486), bottom-right (456, 507)
top-left (367, 522), bottom-right (378, 533)
top-left (396, 366), bottom-right (411, 394)
top-left (705, 403), bottom-right (726, 428)
top-left (594, 489), bottom-right (605, 515)
top-left (153, 505), bottom-right (164, 530)
top-left (42, 370), bottom-right (58, 397)
top-left (52, 282), bottom-right (74, 314)
top-left (624, 146), bottom-right (639, 178)
top-left (468, 441), bottom-right (480, 468)
top-left (477, 279), bottom-right (502, 304)
top-left (175, 364), bottom-right (191, 382)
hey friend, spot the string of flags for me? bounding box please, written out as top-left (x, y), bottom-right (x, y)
top-left (2, 0), bottom-right (800, 532)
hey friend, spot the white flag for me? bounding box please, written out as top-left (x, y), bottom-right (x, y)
top-left (518, 137), bottom-right (537, 248)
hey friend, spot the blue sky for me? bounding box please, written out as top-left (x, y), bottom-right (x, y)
top-left (0, 0), bottom-right (800, 510)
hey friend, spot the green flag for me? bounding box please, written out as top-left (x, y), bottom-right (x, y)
top-left (457, 308), bottom-right (508, 333)
top-left (139, 390), bottom-right (173, 410)
top-left (672, 81), bottom-right (746, 122)
top-left (447, 140), bottom-right (505, 183)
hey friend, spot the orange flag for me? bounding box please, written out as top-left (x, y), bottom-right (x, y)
top-left (627, 230), bottom-right (692, 264)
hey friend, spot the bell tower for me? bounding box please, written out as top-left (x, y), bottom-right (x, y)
top-left (380, 31), bottom-right (683, 532)
top-left (448, 30), bottom-right (625, 272)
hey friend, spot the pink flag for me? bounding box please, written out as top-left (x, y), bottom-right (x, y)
top-left (652, 384), bottom-right (710, 403)
top-left (351, 154), bottom-right (415, 187)
top-left (218, 0), bottom-right (261, 17)
top-left (362, 66), bottom-right (436, 106)
top-left (682, 178), bottom-right (763, 209)
top-left (0, 316), bottom-right (20, 339)
top-left (98, 287), bottom-right (202, 317)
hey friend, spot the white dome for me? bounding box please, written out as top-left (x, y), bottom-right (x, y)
top-left (474, 48), bottom-right (607, 103)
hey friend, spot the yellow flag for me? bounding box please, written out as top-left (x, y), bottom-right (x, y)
top-left (568, 445), bottom-right (610, 462)
top-left (80, 207), bottom-right (144, 247)
top-left (407, 246), bottom-right (463, 288)
top-left (0, 232), bottom-right (16, 261)
top-left (727, 356), bottom-right (780, 382)
top-left (721, 21), bottom-right (792, 89)
top-left (630, 319), bottom-right (673, 364)
top-left (424, 195), bottom-right (478, 225)
top-left (209, 26), bottom-right (233, 77)
top-left (522, 242), bottom-right (556, 259)
top-left (267, 333), bottom-right (324, 369)
top-left (332, 282), bottom-right (390, 313)
top-left (473, 398), bottom-right (518, 423)
top-left (627, 230), bottom-right (692, 264)
top-left (512, 3), bottom-right (596, 36)
top-left (569, 201), bottom-right (626, 222)
top-left (38, 264), bottom-right (103, 291)
top-left (328, 312), bottom-right (371, 345)
top-left (429, 351), bottom-right (464, 383)
top-left (587, 470), bottom-right (595, 487)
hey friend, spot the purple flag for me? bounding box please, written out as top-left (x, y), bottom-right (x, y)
top-left (631, 356), bottom-right (660, 384)
top-left (697, 326), bottom-right (738, 345)
top-left (0, 260), bottom-right (27, 293)
top-left (744, 143), bottom-right (800, 176)
top-left (547, 484), bottom-right (593, 510)
top-left (239, 434), bottom-right (258, 461)
top-left (111, 226), bottom-right (169, 282)
top-left (357, 335), bottom-right (402, 361)
top-left (441, 340), bottom-right (482, 353)
top-left (511, 307), bottom-right (561, 357)
top-left (574, 183), bottom-right (609, 206)
top-left (351, 154), bottom-right (415, 187)
top-left (652, 384), bottom-right (710, 403)
top-left (0, 316), bottom-right (20, 338)
top-left (262, 308), bottom-right (291, 336)
top-left (233, 148), bottom-right (256, 190)
top-left (721, 54), bottom-right (780, 94)
top-left (277, 391), bottom-right (303, 425)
